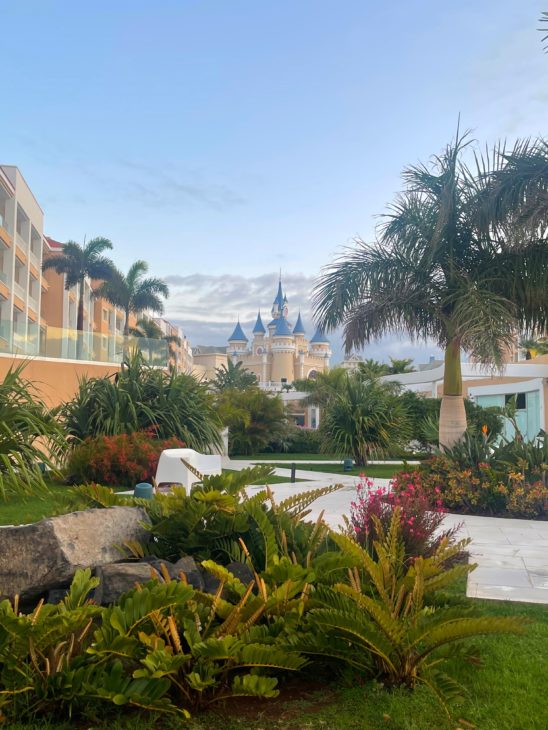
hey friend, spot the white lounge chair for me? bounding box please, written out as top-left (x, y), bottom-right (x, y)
top-left (155, 448), bottom-right (222, 489)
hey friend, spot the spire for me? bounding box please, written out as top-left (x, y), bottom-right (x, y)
top-left (228, 320), bottom-right (248, 342)
top-left (310, 326), bottom-right (329, 344)
top-left (252, 311), bottom-right (266, 335)
top-left (272, 277), bottom-right (284, 314)
top-left (273, 316), bottom-right (292, 337)
top-left (293, 311), bottom-right (305, 335)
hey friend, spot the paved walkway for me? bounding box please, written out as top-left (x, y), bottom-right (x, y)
top-left (228, 458), bottom-right (548, 605)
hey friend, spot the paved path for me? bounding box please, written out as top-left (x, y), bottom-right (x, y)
top-left (227, 458), bottom-right (548, 605)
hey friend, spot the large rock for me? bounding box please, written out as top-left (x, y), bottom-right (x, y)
top-left (0, 507), bottom-right (150, 600)
top-left (94, 563), bottom-right (158, 605)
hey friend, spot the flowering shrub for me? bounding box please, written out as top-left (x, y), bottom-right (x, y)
top-left (65, 430), bottom-right (185, 487)
top-left (350, 476), bottom-right (460, 560)
top-left (392, 456), bottom-right (548, 519)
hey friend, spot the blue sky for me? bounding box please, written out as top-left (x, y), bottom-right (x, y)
top-left (2, 1), bottom-right (547, 361)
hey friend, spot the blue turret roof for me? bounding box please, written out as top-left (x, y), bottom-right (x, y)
top-left (273, 316), bottom-right (293, 337)
top-left (310, 326), bottom-right (329, 344)
top-left (272, 279), bottom-right (284, 312)
top-left (252, 311), bottom-right (266, 335)
top-left (228, 321), bottom-right (248, 342)
top-left (293, 312), bottom-right (305, 335)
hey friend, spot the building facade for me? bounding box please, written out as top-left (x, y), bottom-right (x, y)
top-left (226, 278), bottom-right (331, 388)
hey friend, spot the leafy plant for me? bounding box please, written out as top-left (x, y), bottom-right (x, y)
top-left (0, 363), bottom-right (65, 499)
top-left (65, 430), bottom-right (186, 487)
top-left (320, 373), bottom-right (411, 465)
top-left (60, 350), bottom-right (222, 450)
top-left (301, 513), bottom-right (523, 715)
top-left (349, 477), bottom-right (460, 561)
top-left (211, 361), bottom-right (258, 392)
top-left (216, 387), bottom-right (286, 455)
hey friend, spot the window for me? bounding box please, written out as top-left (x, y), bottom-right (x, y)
top-left (102, 309), bottom-right (108, 322)
top-left (505, 393), bottom-right (526, 410)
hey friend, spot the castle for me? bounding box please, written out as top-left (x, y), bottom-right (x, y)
top-left (227, 277), bottom-right (331, 387)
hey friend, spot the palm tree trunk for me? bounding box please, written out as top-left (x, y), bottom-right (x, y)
top-left (76, 278), bottom-right (85, 359)
top-left (439, 336), bottom-right (467, 449)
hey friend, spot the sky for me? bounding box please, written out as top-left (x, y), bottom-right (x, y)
top-left (2, 1), bottom-right (547, 362)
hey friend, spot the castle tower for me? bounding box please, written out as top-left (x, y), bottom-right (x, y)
top-left (293, 312), bottom-right (306, 379)
top-left (271, 315), bottom-right (296, 383)
top-left (228, 320), bottom-right (248, 360)
top-left (310, 327), bottom-right (331, 368)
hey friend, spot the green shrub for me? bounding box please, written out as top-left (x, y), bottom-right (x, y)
top-left (300, 512), bottom-right (523, 715)
top-left (264, 424), bottom-right (322, 454)
top-left (60, 351), bottom-right (221, 451)
top-left (0, 364), bottom-right (65, 498)
top-left (216, 388), bottom-right (286, 455)
top-left (65, 430), bottom-right (186, 487)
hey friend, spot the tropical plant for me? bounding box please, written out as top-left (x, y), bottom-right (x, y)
top-left (60, 351), bottom-right (222, 451)
top-left (320, 373), bottom-right (411, 465)
top-left (357, 359), bottom-right (389, 378)
top-left (349, 477), bottom-right (460, 561)
top-left (301, 513), bottom-right (523, 715)
top-left (387, 357), bottom-right (415, 374)
top-left (519, 336), bottom-right (548, 360)
top-left (0, 364), bottom-right (65, 498)
top-left (216, 387), bottom-right (286, 455)
top-left (65, 430), bottom-right (186, 487)
top-left (212, 360), bottom-right (258, 392)
top-left (293, 367), bottom-right (349, 408)
top-left (42, 237), bottom-right (115, 333)
top-left (95, 260), bottom-right (169, 336)
top-left (313, 131), bottom-right (548, 448)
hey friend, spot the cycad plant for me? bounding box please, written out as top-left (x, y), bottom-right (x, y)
top-left (303, 511), bottom-right (523, 715)
top-left (95, 260), bottom-right (169, 336)
top-left (313, 132), bottom-right (548, 447)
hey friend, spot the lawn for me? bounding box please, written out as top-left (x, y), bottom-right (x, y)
top-left (223, 469), bottom-right (309, 484)
top-left (265, 462), bottom-right (405, 479)
top-left (7, 583), bottom-right (548, 730)
top-left (233, 452), bottom-right (342, 461)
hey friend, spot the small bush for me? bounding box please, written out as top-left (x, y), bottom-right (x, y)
top-left (349, 476), bottom-right (460, 560)
top-left (65, 430), bottom-right (185, 487)
top-left (265, 424), bottom-right (322, 454)
top-left (392, 456), bottom-right (548, 519)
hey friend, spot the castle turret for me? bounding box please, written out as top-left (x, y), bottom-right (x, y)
top-left (310, 327), bottom-right (331, 366)
top-left (293, 312), bottom-right (306, 379)
top-left (271, 316), bottom-right (295, 383)
top-left (252, 311), bottom-right (266, 355)
top-left (228, 321), bottom-right (249, 358)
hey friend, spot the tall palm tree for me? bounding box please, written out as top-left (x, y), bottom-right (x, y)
top-left (95, 260), bottom-right (169, 337)
top-left (42, 237), bottom-right (115, 332)
top-left (313, 132), bottom-right (548, 447)
top-left (388, 357), bottom-right (415, 374)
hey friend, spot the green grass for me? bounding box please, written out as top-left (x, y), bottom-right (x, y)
top-left (265, 462), bottom-right (405, 479)
top-left (223, 469), bottom-right (309, 484)
top-left (7, 587), bottom-right (548, 729)
top-left (232, 452), bottom-right (342, 461)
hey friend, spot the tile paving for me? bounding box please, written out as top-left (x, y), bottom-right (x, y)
top-left (228, 458), bottom-right (548, 605)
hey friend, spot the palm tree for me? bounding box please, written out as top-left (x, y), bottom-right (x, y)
top-left (212, 360), bottom-right (258, 392)
top-left (519, 337), bottom-right (548, 360)
top-left (387, 357), bottom-right (415, 374)
top-left (95, 260), bottom-right (169, 337)
top-left (313, 132), bottom-right (548, 447)
top-left (42, 237), bottom-right (115, 333)
top-left (357, 359), bottom-right (389, 378)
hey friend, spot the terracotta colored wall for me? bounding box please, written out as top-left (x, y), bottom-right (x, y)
top-left (0, 354), bottom-right (120, 407)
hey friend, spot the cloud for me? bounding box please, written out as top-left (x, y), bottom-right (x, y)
top-left (164, 271), bottom-right (444, 365)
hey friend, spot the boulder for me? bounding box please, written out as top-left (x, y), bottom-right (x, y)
top-left (202, 561), bottom-right (255, 597)
top-left (94, 563), bottom-right (157, 605)
top-left (0, 507), bottom-right (150, 600)
top-left (173, 556), bottom-right (204, 590)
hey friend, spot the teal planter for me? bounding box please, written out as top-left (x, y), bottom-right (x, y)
top-left (343, 458), bottom-right (354, 472)
top-left (134, 482), bottom-right (154, 499)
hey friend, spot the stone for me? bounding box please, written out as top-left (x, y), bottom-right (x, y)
top-left (46, 587), bottom-right (70, 605)
top-left (95, 563), bottom-right (157, 605)
top-left (202, 561), bottom-right (254, 597)
top-left (173, 556), bottom-right (204, 590)
top-left (0, 507), bottom-right (151, 600)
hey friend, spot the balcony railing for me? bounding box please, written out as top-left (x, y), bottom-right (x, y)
top-left (16, 231), bottom-right (28, 249)
top-left (0, 319), bottom-right (169, 366)
top-left (12, 281), bottom-right (26, 300)
top-left (0, 270), bottom-right (9, 286)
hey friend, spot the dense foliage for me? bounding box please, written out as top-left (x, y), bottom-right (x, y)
top-left (65, 430), bottom-right (186, 487)
top-left (0, 364), bottom-right (65, 498)
top-left (216, 388), bottom-right (286, 455)
top-left (211, 361), bottom-right (258, 392)
top-left (319, 373), bottom-right (411, 465)
top-left (265, 423), bottom-right (322, 454)
top-left (349, 476), bottom-right (460, 561)
top-left (393, 432), bottom-right (548, 518)
top-left (60, 352), bottom-right (222, 451)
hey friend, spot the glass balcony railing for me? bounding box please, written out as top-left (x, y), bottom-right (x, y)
top-left (0, 319), bottom-right (169, 366)
top-left (0, 270), bottom-right (9, 285)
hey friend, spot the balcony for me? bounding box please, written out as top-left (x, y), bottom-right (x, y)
top-left (0, 319), bottom-right (169, 367)
top-left (12, 280), bottom-right (25, 300)
top-left (16, 231), bottom-right (28, 250)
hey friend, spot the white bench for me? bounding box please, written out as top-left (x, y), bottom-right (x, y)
top-left (155, 448), bottom-right (222, 489)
